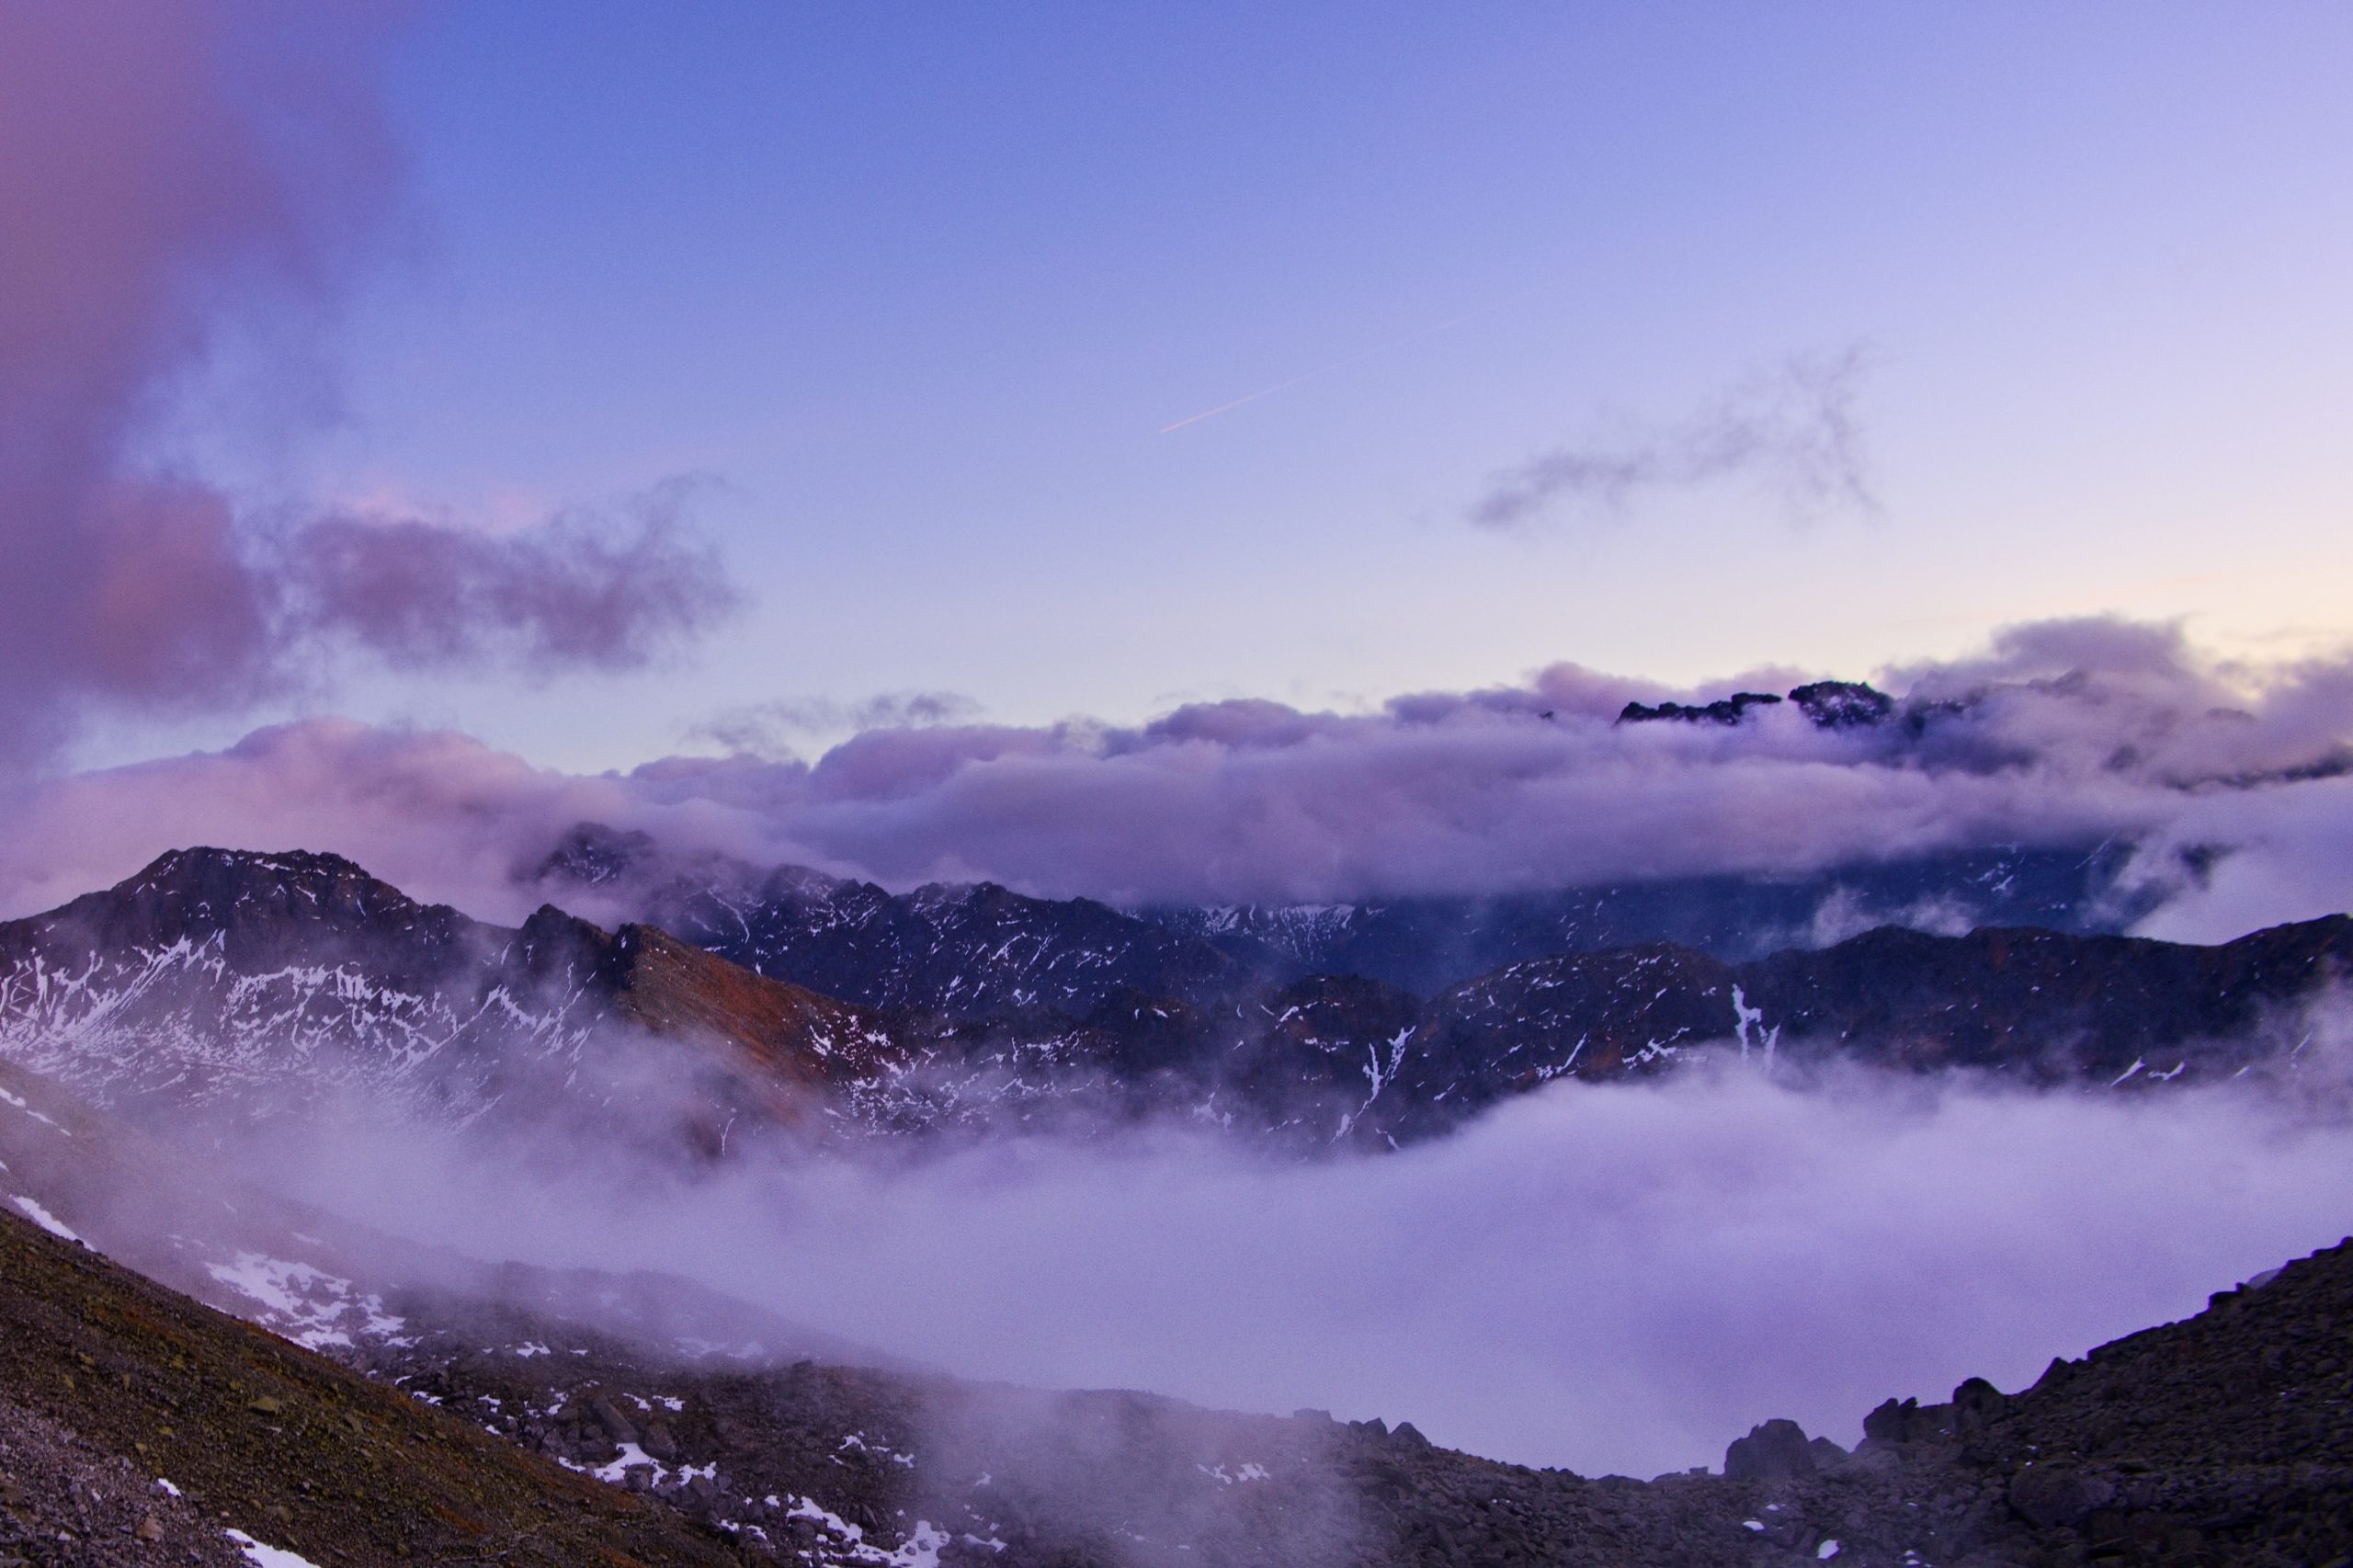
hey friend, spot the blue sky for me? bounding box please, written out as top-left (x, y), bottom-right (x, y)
top-left (111, 1), bottom-right (2353, 772)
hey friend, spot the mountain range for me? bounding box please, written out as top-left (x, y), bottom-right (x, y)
top-left (534, 820), bottom-right (2155, 998)
top-left (3, 843), bottom-right (2345, 1153)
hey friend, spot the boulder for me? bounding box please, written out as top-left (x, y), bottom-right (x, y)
top-left (587, 1394), bottom-right (639, 1447)
top-left (1952, 1377), bottom-right (2007, 1432)
top-left (1723, 1419), bottom-right (1816, 1483)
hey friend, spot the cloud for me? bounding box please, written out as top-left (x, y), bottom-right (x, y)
top-left (0, 2), bottom-right (734, 764)
top-left (0, 619), bottom-right (2349, 937)
top-left (235, 1055), bottom-right (2353, 1479)
top-left (1468, 347), bottom-right (1880, 529)
top-left (281, 480), bottom-right (739, 676)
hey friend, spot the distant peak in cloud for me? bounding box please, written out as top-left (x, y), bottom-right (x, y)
top-left (1468, 346), bottom-right (1881, 530)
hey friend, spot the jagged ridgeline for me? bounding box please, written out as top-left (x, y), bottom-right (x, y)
top-left (0, 844), bottom-right (2347, 1155)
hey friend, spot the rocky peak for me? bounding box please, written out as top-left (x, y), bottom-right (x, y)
top-left (1788, 679), bottom-right (1894, 728)
top-left (28, 846), bottom-right (459, 965)
top-left (533, 821), bottom-right (657, 887)
top-left (1619, 679), bottom-right (1897, 731)
top-left (121, 845), bottom-right (407, 912)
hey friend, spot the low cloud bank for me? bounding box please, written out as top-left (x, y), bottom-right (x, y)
top-left (244, 1054), bottom-right (2353, 1479)
top-left (3, 618), bottom-right (2350, 941)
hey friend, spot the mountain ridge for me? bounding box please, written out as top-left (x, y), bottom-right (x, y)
top-left (0, 846), bottom-right (914, 1150)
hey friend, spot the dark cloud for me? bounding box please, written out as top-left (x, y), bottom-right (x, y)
top-left (1468, 347), bottom-right (1880, 529)
top-left (281, 481), bottom-right (738, 676)
top-left (0, 2), bottom-right (734, 763)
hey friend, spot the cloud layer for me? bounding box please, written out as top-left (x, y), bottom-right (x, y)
top-left (0, 617), bottom-right (2346, 946)
top-left (0, 3), bottom-right (733, 763)
top-left (249, 1055), bottom-right (2353, 1478)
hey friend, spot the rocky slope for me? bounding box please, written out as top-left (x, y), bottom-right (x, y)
top-left (222, 1230), bottom-right (2353, 1567)
top-left (0, 1201), bottom-right (747, 1568)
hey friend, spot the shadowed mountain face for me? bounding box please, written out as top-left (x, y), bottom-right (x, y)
top-left (538, 823), bottom-right (1259, 1016)
top-left (535, 824), bottom-right (2154, 1001)
top-left (1, 847), bottom-right (2346, 1154)
top-left (1142, 842), bottom-right (2153, 994)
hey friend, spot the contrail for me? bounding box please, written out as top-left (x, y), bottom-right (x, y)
top-left (1159, 311), bottom-right (1480, 434)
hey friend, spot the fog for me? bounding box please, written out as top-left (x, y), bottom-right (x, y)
top-left (238, 1052), bottom-right (2353, 1481)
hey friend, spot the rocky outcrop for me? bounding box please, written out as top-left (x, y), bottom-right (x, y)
top-left (1616, 679), bottom-right (1898, 731)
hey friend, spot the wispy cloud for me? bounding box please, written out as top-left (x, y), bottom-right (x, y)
top-left (689, 691), bottom-right (983, 760)
top-left (1468, 347), bottom-right (1881, 529)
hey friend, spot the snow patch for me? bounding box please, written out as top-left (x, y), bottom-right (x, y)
top-left (0, 1086), bottom-right (67, 1133)
top-left (9, 1194), bottom-right (80, 1244)
top-left (224, 1529), bottom-right (325, 1568)
top-left (201, 1250), bottom-right (408, 1350)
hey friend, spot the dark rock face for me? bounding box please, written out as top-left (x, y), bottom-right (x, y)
top-left (1722, 1418), bottom-right (1816, 1482)
top-left (1180, 912), bottom-right (2351, 1146)
top-left (1736, 917), bottom-right (2353, 1082)
top-left (1863, 1396), bottom-right (1949, 1447)
top-left (1951, 1376), bottom-right (2007, 1432)
top-left (2006, 1463), bottom-right (2115, 1529)
top-left (1619, 689), bottom-right (1787, 725)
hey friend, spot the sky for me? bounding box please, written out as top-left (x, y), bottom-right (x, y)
top-left (5, 1), bottom-right (2353, 925)
top-left (22, 0), bottom-right (2348, 778)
